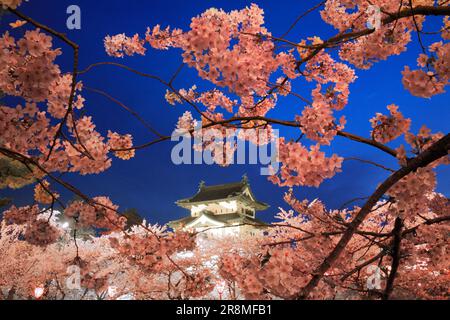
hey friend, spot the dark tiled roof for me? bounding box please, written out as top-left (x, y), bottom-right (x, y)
top-left (176, 177), bottom-right (270, 211)
top-left (182, 182), bottom-right (245, 203)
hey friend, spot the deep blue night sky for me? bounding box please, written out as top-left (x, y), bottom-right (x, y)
top-left (1, 1), bottom-right (449, 225)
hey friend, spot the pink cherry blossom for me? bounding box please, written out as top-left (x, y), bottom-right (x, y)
top-left (370, 104), bottom-right (411, 143)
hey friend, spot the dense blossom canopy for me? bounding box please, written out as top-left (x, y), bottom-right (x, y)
top-left (0, 0), bottom-right (449, 300)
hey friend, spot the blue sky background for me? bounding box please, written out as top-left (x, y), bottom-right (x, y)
top-left (1, 0), bottom-right (449, 224)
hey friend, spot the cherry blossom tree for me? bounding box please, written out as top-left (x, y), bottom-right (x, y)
top-left (0, 0), bottom-right (449, 300)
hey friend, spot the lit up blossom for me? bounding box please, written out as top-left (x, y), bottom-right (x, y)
top-left (320, 0), bottom-right (358, 32)
top-left (0, 0), bottom-right (22, 9)
top-left (0, 30), bottom-right (61, 102)
top-left (3, 204), bottom-right (40, 225)
top-left (173, 4), bottom-right (299, 96)
top-left (402, 42), bottom-right (449, 98)
top-left (34, 180), bottom-right (59, 204)
top-left (145, 25), bottom-right (183, 50)
top-left (403, 126), bottom-right (449, 169)
top-left (9, 19), bottom-right (27, 28)
top-left (275, 78), bottom-right (291, 96)
top-left (269, 138), bottom-right (343, 187)
top-left (297, 85), bottom-right (347, 145)
top-left (24, 219), bottom-right (60, 247)
top-left (196, 90), bottom-right (237, 113)
top-left (442, 17), bottom-right (450, 40)
top-left (304, 52), bottom-right (356, 102)
top-left (176, 111), bottom-right (198, 132)
top-left (387, 167), bottom-right (436, 220)
top-left (282, 189), bottom-right (325, 225)
top-left (402, 67), bottom-right (445, 98)
top-left (165, 84), bottom-right (238, 126)
top-left (370, 104), bottom-right (411, 143)
top-left (219, 254), bottom-right (264, 299)
top-left (164, 90), bottom-right (182, 106)
top-left (429, 193), bottom-right (450, 217)
top-left (63, 116), bottom-right (112, 175)
top-left (0, 102), bottom-right (51, 155)
top-left (1, 0), bottom-right (449, 301)
top-left (0, 27), bottom-right (127, 184)
top-left (220, 246), bottom-right (320, 299)
top-left (47, 74), bottom-right (84, 119)
top-left (107, 131), bottom-right (135, 160)
top-left (104, 33), bottom-right (146, 58)
top-left (321, 0), bottom-right (419, 69)
top-left (65, 197), bottom-right (126, 232)
top-left (106, 4), bottom-right (298, 117)
top-left (110, 231), bottom-right (195, 272)
top-left (178, 85), bottom-right (197, 101)
top-left (183, 271), bottom-right (215, 298)
top-left (2, 205), bottom-right (60, 246)
top-left (294, 51), bottom-right (356, 146)
top-left (405, 125), bottom-right (445, 155)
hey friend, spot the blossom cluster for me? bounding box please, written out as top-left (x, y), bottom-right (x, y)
top-left (145, 25), bottom-right (183, 50)
top-left (0, 30), bottom-right (61, 102)
top-left (104, 34), bottom-right (146, 58)
top-left (196, 90), bottom-right (237, 113)
top-left (3, 204), bottom-right (40, 225)
top-left (107, 131), bottom-right (135, 160)
top-left (402, 42), bottom-right (449, 98)
top-left (304, 52), bottom-right (356, 104)
top-left (370, 104), bottom-right (411, 143)
top-left (0, 29), bottom-right (136, 184)
top-left (33, 180), bottom-right (59, 205)
top-left (320, 0), bottom-right (420, 69)
top-left (0, 0), bottom-right (23, 10)
top-left (182, 271), bottom-right (215, 298)
top-left (62, 116), bottom-right (112, 175)
top-left (106, 4), bottom-right (298, 120)
top-left (219, 244), bottom-right (330, 299)
top-left (405, 125), bottom-right (445, 155)
top-left (164, 90), bottom-right (183, 106)
top-left (387, 167), bottom-right (436, 220)
top-left (442, 17), bottom-right (450, 40)
top-left (297, 51), bottom-right (355, 145)
top-left (297, 85), bottom-right (348, 145)
top-left (64, 197), bottom-right (126, 233)
top-left (24, 219), bottom-right (60, 247)
top-left (0, 102), bottom-right (52, 155)
top-left (269, 138), bottom-right (343, 187)
top-left (110, 231), bottom-right (195, 273)
top-left (176, 111), bottom-right (198, 132)
top-left (3, 205), bottom-right (60, 246)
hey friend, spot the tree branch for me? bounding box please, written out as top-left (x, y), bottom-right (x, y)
top-left (382, 217), bottom-right (403, 300)
top-left (296, 133), bottom-right (450, 299)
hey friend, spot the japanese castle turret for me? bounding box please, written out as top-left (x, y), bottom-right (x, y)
top-left (169, 175), bottom-right (269, 237)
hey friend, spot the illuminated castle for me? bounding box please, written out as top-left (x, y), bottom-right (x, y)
top-left (168, 175), bottom-right (269, 237)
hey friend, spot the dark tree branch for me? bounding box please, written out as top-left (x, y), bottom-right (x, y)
top-left (278, 1), bottom-right (327, 39)
top-left (344, 157), bottom-right (395, 172)
top-left (382, 217), bottom-right (403, 300)
top-left (84, 86), bottom-right (164, 138)
top-left (299, 5), bottom-right (450, 64)
top-left (296, 133), bottom-right (450, 299)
